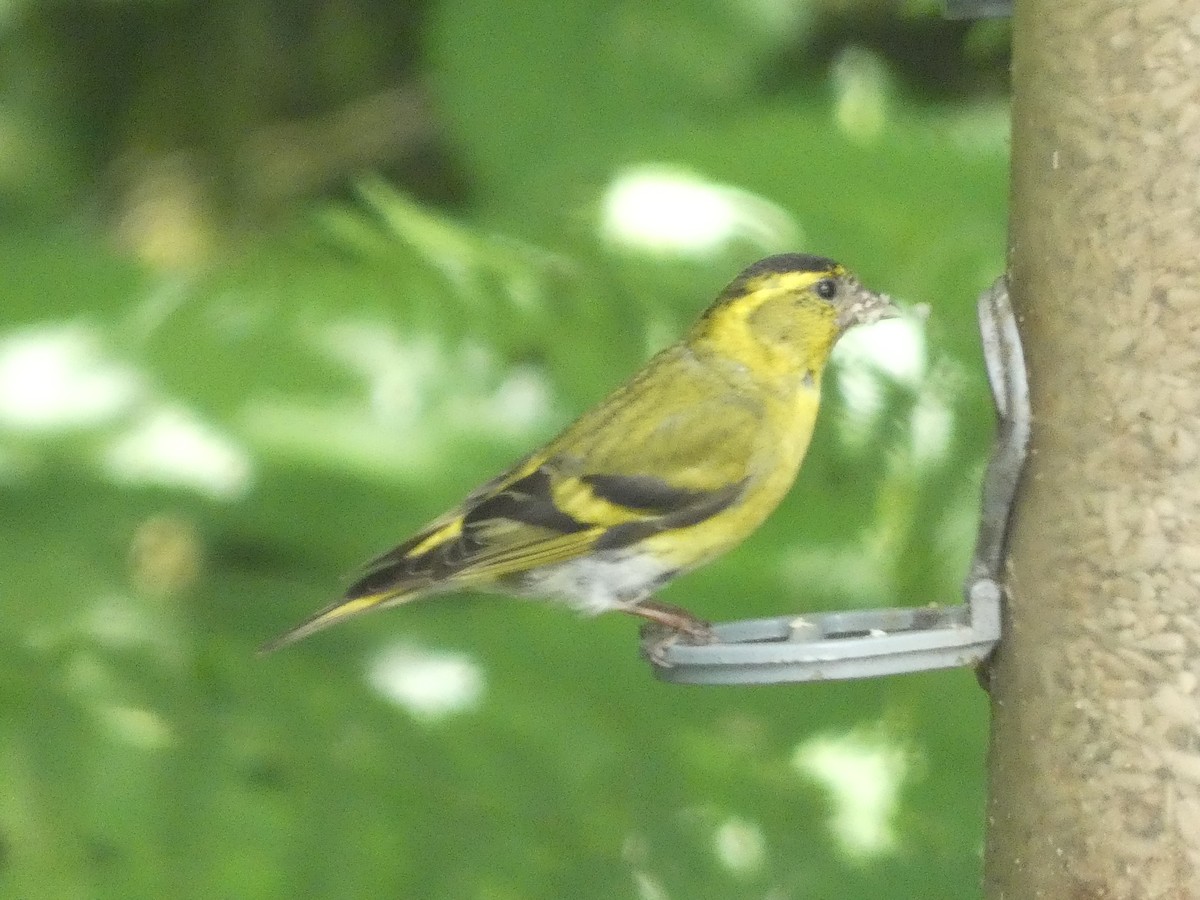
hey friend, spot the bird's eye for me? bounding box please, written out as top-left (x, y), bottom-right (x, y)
top-left (815, 278), bottom-right (837, 300)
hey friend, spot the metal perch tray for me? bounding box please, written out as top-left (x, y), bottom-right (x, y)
top-left (645, 277), bottom-right (1029, 685)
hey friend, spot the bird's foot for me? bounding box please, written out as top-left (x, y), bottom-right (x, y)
top-left (627, 600), bottom-right (716, 667)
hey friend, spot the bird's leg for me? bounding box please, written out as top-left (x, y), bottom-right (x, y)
top-left (623, 597), bottom-right (715, 666)
top-left (626, 599), bottom-right (713, 636)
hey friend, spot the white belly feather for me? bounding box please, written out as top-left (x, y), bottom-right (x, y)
top-left (519, 550), bottom-right (677, 615)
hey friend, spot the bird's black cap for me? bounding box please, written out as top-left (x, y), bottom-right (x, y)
top-left (737, 253), bottom-right (838, 279)
top-left (717, 253), bottom-right (840, 300)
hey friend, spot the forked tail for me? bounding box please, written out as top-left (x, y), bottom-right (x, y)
top-left (257, 571), bottom-right (427, 654)
top-left (259, 526), bottom-right (451, 653)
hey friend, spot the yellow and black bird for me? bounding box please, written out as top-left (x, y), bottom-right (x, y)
top-left (263, 254), bottom-right (897, 653)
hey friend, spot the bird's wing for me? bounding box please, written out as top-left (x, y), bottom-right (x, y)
top-left (349, 384), bottom-right (764, 594)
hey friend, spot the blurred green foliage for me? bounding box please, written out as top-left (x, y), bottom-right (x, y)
top-left (0, 0), bottom-right (1009, 897)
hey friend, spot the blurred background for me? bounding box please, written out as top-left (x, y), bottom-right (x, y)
top-left (0, 0), bottom-right (1010, 897)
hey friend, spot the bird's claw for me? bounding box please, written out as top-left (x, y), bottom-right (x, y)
top-left (639, 620), bottom-right (716, 667)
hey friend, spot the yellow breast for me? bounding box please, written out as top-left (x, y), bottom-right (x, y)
top-left (641, 381), bottom-right (822, 570)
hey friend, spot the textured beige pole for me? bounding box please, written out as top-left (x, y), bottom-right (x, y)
top-left (984, 0), bottom-right (1200, 896)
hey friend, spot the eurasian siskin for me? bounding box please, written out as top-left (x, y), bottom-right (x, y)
top-left (263, 253), bottom-right (897, 652)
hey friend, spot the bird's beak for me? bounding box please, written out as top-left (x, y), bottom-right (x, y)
top-left (836, 283), bottom-right (902, 331)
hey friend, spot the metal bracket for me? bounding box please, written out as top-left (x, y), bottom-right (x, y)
top-left (644, 277), bottom-right (1029, 685)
